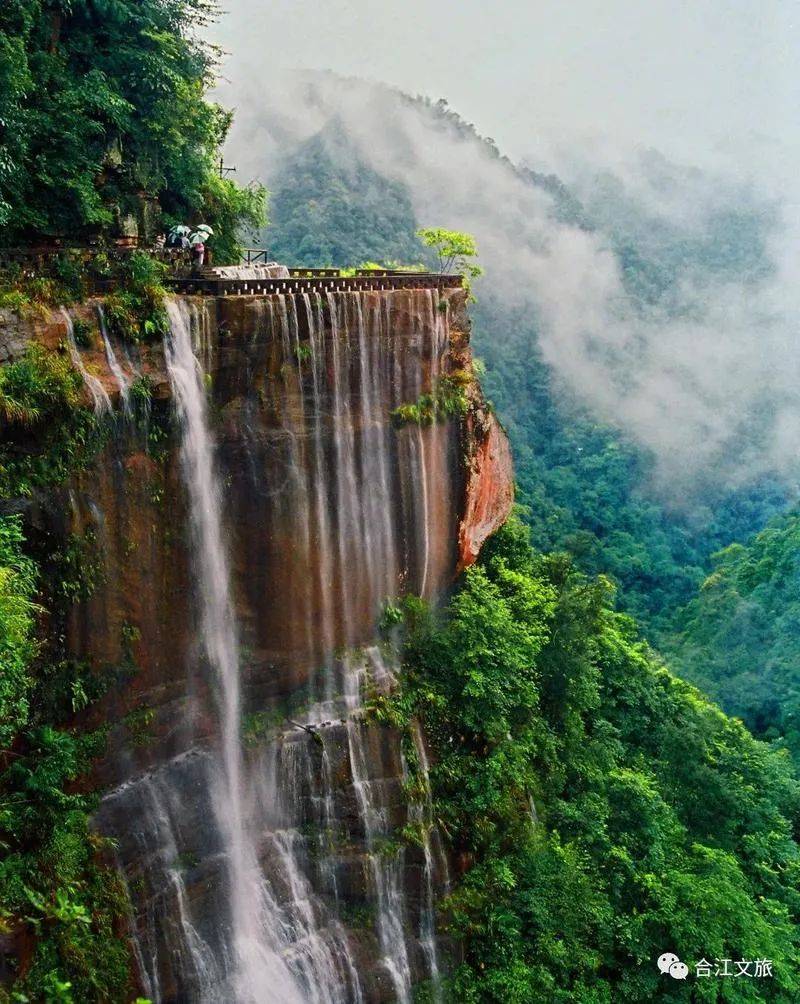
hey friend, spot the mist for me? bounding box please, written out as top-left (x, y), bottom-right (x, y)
top-left (213, 56), bottom-right (800, 494)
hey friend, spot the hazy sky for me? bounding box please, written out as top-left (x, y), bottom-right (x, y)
top-left (214, 0), bottom-right (799, 177)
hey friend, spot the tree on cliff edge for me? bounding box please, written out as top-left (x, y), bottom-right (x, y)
top-left (417, 227), bottom-right (483, 280)
top-left (0, 0), bottom-right (264, 256)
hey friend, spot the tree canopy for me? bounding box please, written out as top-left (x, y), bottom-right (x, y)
top-left (664, 508), bottom-right (800, 759)
top-left (384, 516), bottom-right (800, 1002)
top-left (0, 0), bottom-right (264, 254)
top-left (416, 226), bottom-right (483, 280)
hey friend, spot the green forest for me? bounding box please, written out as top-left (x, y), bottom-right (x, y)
top-left (1, 3), bottom-right (799, 1003)
top-left (0, 0), bottom-right (264, 258)
top-left (383, 517), bottom-right (800, 1002)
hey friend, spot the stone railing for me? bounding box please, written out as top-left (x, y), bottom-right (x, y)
top-left (166, 272), bottom-right (464, 296)
top-left (0, 246), bottom-right (463, 297)
top-left (0, 245), bottom-right (193, 281)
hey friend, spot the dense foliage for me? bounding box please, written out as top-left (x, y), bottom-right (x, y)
top-left (0, 356), bottom-right (133, 1001)
top-left (384, 517), bottom-right (800, 1002)
top-left (0, 0), bottom-right (264, 257)
top-left (0, 517), bottom-right (36, 749)
top-left (664, 509), bottom-right (800, 759)
top-left (0, 344), bottom-right (102, 497)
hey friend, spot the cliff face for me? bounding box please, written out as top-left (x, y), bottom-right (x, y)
top-left (13, 286), bottom-right (513, 1002)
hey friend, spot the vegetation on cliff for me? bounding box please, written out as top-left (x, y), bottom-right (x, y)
top-left (0, 345), bottom-right (100, 497)
top-left (0, 364), bottom-right (133, 1000)
top-left (0, 0), bottom-right (264, 254)
top-left (382, 515), bottom-right (800, 1001)
top-left (391, 374), bottom-right (470, 427)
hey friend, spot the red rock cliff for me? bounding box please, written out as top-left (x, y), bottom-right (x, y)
top-left (4, 286), bottom-right (513, 1002)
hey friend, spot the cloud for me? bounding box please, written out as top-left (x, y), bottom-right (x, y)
top-left (219, 71), bottom-right (800, 495)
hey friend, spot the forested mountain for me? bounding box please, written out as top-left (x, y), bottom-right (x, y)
top-left (2, 15), bottom-right (800, 1000)
top-left (263, 102), bottom-right (792, 668)
top-left (665, 508), bottom-right (800, 757)
top-left (266, 125), bottom-right (421, 267)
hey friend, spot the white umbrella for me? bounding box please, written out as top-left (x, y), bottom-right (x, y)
top-left (196, 224), bottom-right (214, 236)
top-left (189, 232), bottom-right (207, 245)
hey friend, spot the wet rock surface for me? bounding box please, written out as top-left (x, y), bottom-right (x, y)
top-left (4, 288), bottom-right (512, 1001)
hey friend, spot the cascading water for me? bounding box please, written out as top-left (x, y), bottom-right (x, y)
top-left (62, 307), bottom-right (112, 414)
top-left (95, 289), bottom-right (460, 1003)
top-left (98, 305), bottom-right (132, 414)
top-left (164, 299), bottom-right (310, 1003)
top-left (407, 723), bottom-right (450, 1004)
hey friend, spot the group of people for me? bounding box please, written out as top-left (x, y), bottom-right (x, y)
top-left (158, 223), bottom-right (214, 268)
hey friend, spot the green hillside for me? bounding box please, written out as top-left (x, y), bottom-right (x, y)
top-left (665, 509), bottom-right (800, 757)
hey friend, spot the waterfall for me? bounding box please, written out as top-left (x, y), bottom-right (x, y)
top-left (344, 657), bottom-right (413, 1003)
top-left (98, 290), bottom-right (456, 1003)
top-left (164, 298), bottom-right (366, 1003)
top-left (98, 305), bottom-right (132, 414)
top-left (165, 299), bottom-right (306, 1003)
top-left (408, 722), bottom-right (449, 1003)
top-left (102, 753), bottom-right (224, 1000)
top-left (61, 307), bottom-right (112, 414)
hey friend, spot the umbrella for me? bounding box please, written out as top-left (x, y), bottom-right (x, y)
top-left (168, 224), bottom-right (191, 236)
top-left (196, 224), bottom-right (214, 236)
top-left (189, 232), bottom-right (207, 245)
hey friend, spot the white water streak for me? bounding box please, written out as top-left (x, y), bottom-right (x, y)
top-left (97, 305), bottom-right (132, 414)
top-left (165, 299), bottom-right (305, 1004)
top-left (61, 307), bottom-right (111, 414)
top-left (344, 658), bottom-right (412, 1004)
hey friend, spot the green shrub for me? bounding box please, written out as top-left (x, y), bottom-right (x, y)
top-left (70, 318), bottom-right (93, 349)
top-left (0, 516), bottom-right (37, 747)
top-left (391, 375), bottom-right (469, 427)
top-left (0, 345), bottom-right (100, 498)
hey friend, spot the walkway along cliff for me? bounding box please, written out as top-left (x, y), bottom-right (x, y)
top-left (1, 281), bottom-right (513, 1002)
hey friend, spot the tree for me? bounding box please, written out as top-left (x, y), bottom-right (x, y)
top-left (387, 515), bottom-right (800, 1002)
top-left (0, 0), bottom-right (265, 259)
top-left (417, 226), bottom-right (484, 283)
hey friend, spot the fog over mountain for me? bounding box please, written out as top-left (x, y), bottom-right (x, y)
top-left (212, 64), bottom-right (799, 495)
top-left (213, 0), bottom-right (798, 174)
top-left (211, 1), bottom-right (799, 494)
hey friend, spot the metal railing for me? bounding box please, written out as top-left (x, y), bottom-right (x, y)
top-left (241, 248), bottom-right (272, 265)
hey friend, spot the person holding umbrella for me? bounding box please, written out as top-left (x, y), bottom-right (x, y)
top-left (190, 224), bottom-right (213, 268)
top-left (167, 224), bottom-right (191, 249)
